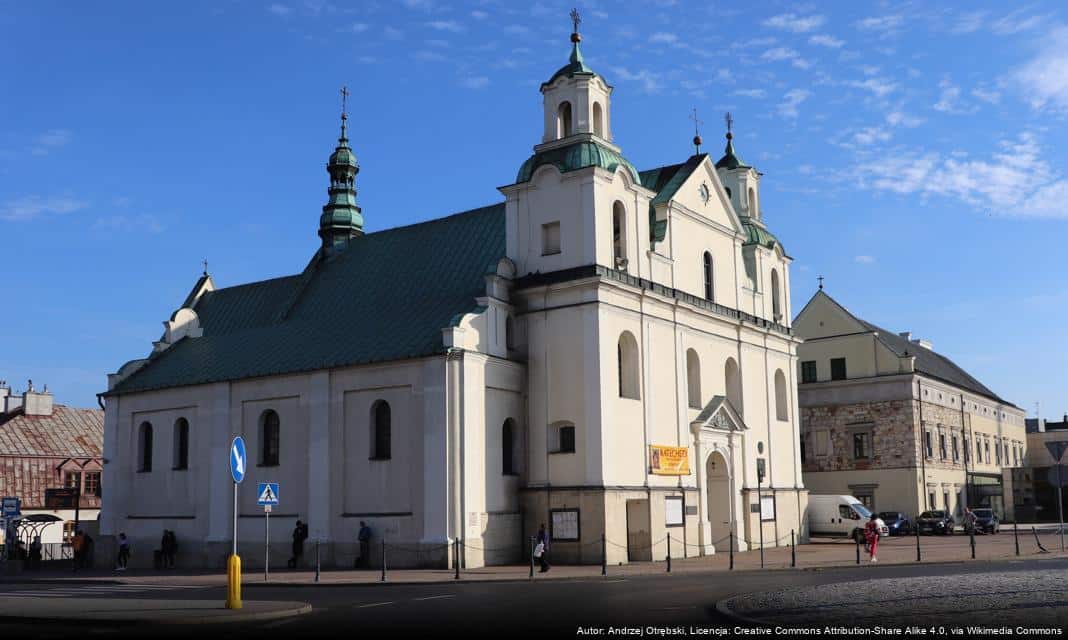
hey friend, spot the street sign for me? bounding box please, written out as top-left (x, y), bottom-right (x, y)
top-left (1049, 465), bottom-right (1068, 487)
top-left (264, 505), bottom-right (272, 513)
top-left (1047, 441), bottom-right (1068, 463)
top-left (45, 488), bottom-right (79, 509)
top-left (230, 436), bottom-right (247, 484)
top-left (257, 483), bottom-right (279, 506)
top-left (2, 497), bottom-right (20, 519)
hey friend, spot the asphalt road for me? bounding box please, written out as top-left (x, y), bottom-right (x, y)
top-left (2, 557), bottom-right (1067, 638)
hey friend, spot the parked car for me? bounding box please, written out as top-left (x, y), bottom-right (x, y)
top-left (916, 510), bottom-right (955, 535)
top-left (878, 511), bottom-right (913, 536)
top-left (969, 508), bottom-right (1000, 534)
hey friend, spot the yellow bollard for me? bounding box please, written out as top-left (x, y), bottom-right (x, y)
top-left (226, 554), bottom-right (242, 609)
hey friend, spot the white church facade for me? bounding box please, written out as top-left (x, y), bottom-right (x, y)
top-left (100, 19), bottom-right (807, 569)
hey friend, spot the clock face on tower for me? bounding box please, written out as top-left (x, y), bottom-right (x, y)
top-left (699, 182), bottom-right (710, 204)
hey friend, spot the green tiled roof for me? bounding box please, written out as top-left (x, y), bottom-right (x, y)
top-left (516, 140), bottom-right (639, 184)
top-left (715, 137), bottom-right (750, 171)
top-left (638, 154), bottom-right (706, 244)
top-left (742, 220), bottom-right (783, 251)
top-left (543, 42), bottom-right (598, 88)
top-left (107, 204), bottom-right (506, 396)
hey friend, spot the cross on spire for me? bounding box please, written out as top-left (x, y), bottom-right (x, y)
top-left (818, 275), bottom-right (824, 290)
top-left (690, 107), bottom-right (704, 154)
top-left (725, 111), bottom-right (734, 139)
top-left (339, 86), bottom-right (350, 139)
top-left (570, 8), bottom-right (581, 34)
top-left (202, 259), bottom-right (209, 276)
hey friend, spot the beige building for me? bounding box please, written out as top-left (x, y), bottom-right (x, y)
top-left (795, 290), bottom-right (1026, 521)
top-left (100, 17), bottom-right (806, 569)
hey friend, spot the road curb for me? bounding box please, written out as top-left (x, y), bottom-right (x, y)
top-left (0, 602), bottom-right (312, 626)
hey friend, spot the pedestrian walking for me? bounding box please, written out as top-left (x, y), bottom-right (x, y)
top-left (864, 514), bottom-right (880, 563)
top-left (288, 520), bottom-right (308, 569)
top-left (28, 536), bottom-right (42, 570)
top-left (116, 532), bottom-right (130, 571)
top-left (535, 523), bottom-right (551, 573)
top-left (71, 529), bottom-right (86, 571)
top-left (160, 530), bottom-right (177, 569)
top-left (357, 521), bottom-right (372, 569)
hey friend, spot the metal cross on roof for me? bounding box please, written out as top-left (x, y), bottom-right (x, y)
top-left (340, 86), bottom-right (349, 121)
top-left (203, 259), bottom-right (209, 276)
top-left (818, 275), bottom-right (824, 290)
top-left (570, 8), bottom-right (581, 33)
top-left (689, 108), bottom-right (704, 154)
top-left (725, 111), bottom-right (734, 135)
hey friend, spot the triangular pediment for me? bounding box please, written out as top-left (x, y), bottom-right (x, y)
top-left (691, 395), bottom-right (747, 432)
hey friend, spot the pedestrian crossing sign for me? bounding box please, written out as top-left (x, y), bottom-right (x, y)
top-left (257, 482), bottom-right (279, 506)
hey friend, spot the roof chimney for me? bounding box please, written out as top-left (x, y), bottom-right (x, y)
top-left (910, 337), bottom-right (934, 350)
top-left (23, 383), bottom-right (53, 417)
top-left (899, 331), bottom-right (912, 341)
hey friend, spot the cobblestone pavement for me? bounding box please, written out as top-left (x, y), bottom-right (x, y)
top-left (722, 567), bottom-right (1068, 628)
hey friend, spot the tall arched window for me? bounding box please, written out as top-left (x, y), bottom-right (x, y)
top-left (618, 331), bottom-right (640, 399)
top-left (593, 102), bottom-right (604, 137)
top-left (703, 251), bottom-right (714, 301)
top-left (612, 201), bottom-right (627, 267)
top-left (173, 418), bottom-right (189, 470)
top-left (260, 410), bottom-right (280, 467)
top-left (502, 418), bottom-right (518, 475)
top-left (748, 186), bottom-right (757, 216)
top-left (725, 358), bottom-right (742, 415)
top-left (774, 369), bottom-right (788, 421)
top-left (771, 269), bottom-right (782, 321)
top-left (371, 400), bottom-right (391, 460)
top-left (138, 422), bottom-right (153, 472)
top-left (686, 348), bottom-right (701, 409)
top-left (557, 101), bottom-right (573, 138)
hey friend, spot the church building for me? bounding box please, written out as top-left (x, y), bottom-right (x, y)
top-left (100, 16), bottom-right (807, 569)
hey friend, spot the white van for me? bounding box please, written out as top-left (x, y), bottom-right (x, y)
top-left (808, 495), bottom-right (886, 542)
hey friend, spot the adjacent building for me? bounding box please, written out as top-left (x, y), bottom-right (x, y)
top-left (1009, 416), bottom-right (1068, 522)
top-left (794, 290), bottom-right (1026, 520)
top-left (0, 381), bottom-right (103, 545)
top-left (101, 16), bottom-right (806, 569)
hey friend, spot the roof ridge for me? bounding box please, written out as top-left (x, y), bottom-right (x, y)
top-left (361, 202), bottom-right (504, 237)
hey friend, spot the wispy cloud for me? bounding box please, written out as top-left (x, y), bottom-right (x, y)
top-left (855, 132), bottom-right (1068, 218)
top-left (856, 15), bottom-right (904, 35)
top-left (1014, 26), bottom-right (1068, 113)
top-left (403, 0), bottom-right (436, 10)
top-left (344, 23), bottom-right (368, 33)
top-left (731, 88), bottom-right (767, 99)
top-left (950, 10), bottom-right (987, 34)
top-left (933, 78), bottom-right (976, 114)
top-left (93, 214), bottom-right (164, 234)
top-left (763, 13), bottom-right (825, 33)
top-left (1, 195), bottom-right (86, 221)
top-left (31, 129), bottom-right (71, 156)
top-left (852, 127), bottom-right (891, 146)
top-left (426, 20), bottom-right (463, 33)
top-left (384, 26), bottom-right (404, 40)
top-left (972, 86), bottom-right (1001, 104)
top-left (650, 32), bottom-right (679, 44)
top-left (850, 78), bottom-right (898, 98)
top-left (886, 110), bottom-right (924, 127)
top-left (610, 66), bottom-right (663, 94)
top-left (459, 76), bottom-right (489, 90)
top-left (777, 89), bottom-right (811, 119)
top-left (991, 9), bottom-right (1050, 35)
top-left (760, 47), bottom-right (813, 69)
top-left (267, 3), bottom-right (291, 16)
top-left (855, 255), bottom-right (876, 264)
top-left (470, 10), bottom-right (488, 20)
top-left (412, 50), bottom-right (446, 62)
top-left (808, 34), bottom-right (844, 48)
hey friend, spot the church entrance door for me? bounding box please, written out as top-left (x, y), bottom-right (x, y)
top-left (706, 451), bottom-right (732, 550)
top-left (625, 499), bottom-right (651, 562)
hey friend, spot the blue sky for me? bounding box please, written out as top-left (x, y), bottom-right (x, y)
top-left (2, 1), bottom-right (1067, 415)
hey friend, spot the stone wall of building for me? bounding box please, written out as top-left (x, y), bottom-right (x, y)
top-left (801, 399), bottom-right (919, 473)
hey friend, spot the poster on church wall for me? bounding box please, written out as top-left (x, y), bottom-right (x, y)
top-left (649, 445), bottom-right (690, 475)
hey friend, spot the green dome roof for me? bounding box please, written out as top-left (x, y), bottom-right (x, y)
top-left (715, 136), bottom-right (750, 171)
top-left (543, 41), bottom-right (598, 88)
top-left (329, 143), bottom-right (358, 168)
top-left (516, 140), bottom-right (639, 184)
top-left (742, 220), bottom-right (782, 251)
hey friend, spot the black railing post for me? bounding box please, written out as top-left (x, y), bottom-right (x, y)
top-left (915, 522), bottom-right (922, 562)
top-left (970, 527), bottom-right (976, 560)
top-left (855, 534), bottom-right (861, 565)
top-left (529, 536), bottom-right (535, 580)
top-left (666, 536), bottom-right (672, 573)
top-left (1014, 521), bottom-right (1020, 556)
top-left (454, 539), bottom-right (460, 580)
top-left (314, 540), bottom-right (320, 583)
top-left (729, 524), bottom-right (734, 570)
top-left (1033, 526), bottom-right (1049, 553)
top-left (601, 534), bottom-right (607, 577)
top-left (791, 529), bottom-right (796, 568)
top-left (380, 540), bottom-right (386, 582)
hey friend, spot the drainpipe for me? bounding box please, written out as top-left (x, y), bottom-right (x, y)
top-left (961, 392), bottom-right (970, 511)
top-left (918, 379), bottom-right (928, 511)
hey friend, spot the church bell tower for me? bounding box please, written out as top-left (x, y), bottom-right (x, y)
top-left (318, 87), bottom-right (364, 255)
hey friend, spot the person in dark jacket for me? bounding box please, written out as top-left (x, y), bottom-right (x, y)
top-left (288, 521), bottom-right (308, 569)
top-left (160, 530), bottom-right (177, 569)
top-left (357, 521), bottom-right (372, 569)
top-left (536, 523), bottom-right (551, 573)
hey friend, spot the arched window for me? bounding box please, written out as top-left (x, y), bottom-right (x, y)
top-left (173, 418), bottom-right (189, 470)
top-left (703, 251), bottom-right (714, 301)
top-left (612, 201), bottom-right (627, 267)
top-left (260, 410), bottom-right (280, 467)
top-left (557, 101), bottom-right (573, 138)
top-left (371, 401), bottom-right (391, 460)
top-left (617, 331), bottom-right (640, 399)
top-left (725, 358), bottom-right (742, 415)
top-left (138, 422), bottom-right (153, 472)
top-left (593, 102), bottom-right (604, 137)
top-left (748, 186), bottom-right (757, 216)
top-left (774, 369), bottom-right (788, 421)
top-left (771, 269), bottom-right (782, 321)
top-left (686, 348), bottom-right (701, 409)
top-left (502, 418), bottom-right (518, 475)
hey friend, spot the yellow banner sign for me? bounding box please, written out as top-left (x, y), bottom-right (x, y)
top-left (650, 445), bottom-right (690, 475)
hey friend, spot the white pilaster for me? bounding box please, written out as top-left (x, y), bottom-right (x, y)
top-left (206, 382), bottom-right (232, 542)
top-left (306, 371), bottom-right (331, 542)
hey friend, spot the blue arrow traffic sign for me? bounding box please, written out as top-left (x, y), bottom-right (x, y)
top-left (230, 436), bottom-right (247, 484)
top-left (257, 483), bottom-right (279, 506)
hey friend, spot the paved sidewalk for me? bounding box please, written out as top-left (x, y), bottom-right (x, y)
top-left (3, 528), bottom-right (1066, 588)
top-left (0, 598), bottom-right (311, 625)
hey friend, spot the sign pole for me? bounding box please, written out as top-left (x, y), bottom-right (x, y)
top-left (1059, 464), bottom-right (1065, 553)
top-left (226, 436), bottom-right (246, 610)
top-left (265, 508), bottom-right (270, 582)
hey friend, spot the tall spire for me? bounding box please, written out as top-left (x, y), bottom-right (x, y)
top-left (690, 107), bottom-right (703, 155)
top-left (318, 87), bottom-right (363, 254)
top-left (715, 111), bottom-right (750, 170)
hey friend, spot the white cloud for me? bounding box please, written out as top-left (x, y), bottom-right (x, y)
top-left (972, 86), bottom-right (1002, 104)
top-left (763, 13), bottom-right (825, 33)
top-left (1014, 26), bottom-right (1068, 113)
top-left (808, 34), bottom-right (844, 48)
top-left (384, 26), bottom-right (404, 40)
top-left (504, 24), bottom-right (530, 35)
top-left (610, 66), bottom-right (663, 94)
top-left (1, 195), bottom-right (86, 221)
top-left (991, 9), bottom-right (1050, 35)
top-left (31, 129), bottom-right (71, 156)
top-left (470, 10), bottom-right (489, 20)
top-left (853, 127), bottom-right (891, 145)
top-left (886, 110), bottom-right (924, 127)
top-left (777, 88), bottom-right (810, 119)
top-left (855, 132), bottom-right (1068, 218)
top-left (459, 76), bottom-right (490, 90)
top-left (850, 78), bottom-right (898, 97)
top-left (268, 3), bottom-right (291, 16)
top-left (762, 47), bottom-right (798, 62)
top-left (951, 11), bottom-right (987, 34)
top-left (426, 20), bottom-right (463, 33)
top-left (93, 214), bottom-right (164, 234)
top-left (650, 32), bottom-right (679, 44)
top-left (933, 78), bottom-right (976, 114)
top-left (731, 88), bottom-right (767, 99)
top-left (856, 15), bottom-right (904, 33)
top-left (403, 0), bottom-right (435, 10)
top-left (345, 23), bottom-right (368, 33)
top-left (412, 50), bottom-right (446, 62)
top-left (855, 255), bottom-right (876, 264)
